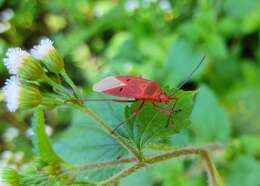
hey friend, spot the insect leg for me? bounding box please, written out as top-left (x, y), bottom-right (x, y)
top-left (152, 102), bottom-right (171, 116)
top-left (167, 97), bottom-right (181, 128)
top-left (152, 102), bottom-right (173, 127)
top-left (112, 101), bottom-right (145, 133)
top-left (66, 98), bottom-right (137, 103)
top-left (152, 101), bottom-right (180, 128)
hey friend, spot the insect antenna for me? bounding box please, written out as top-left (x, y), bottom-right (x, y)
top-left (155, 56), bottom-right (206, 133)
top-left (169, 55), bottom-right (206, 96)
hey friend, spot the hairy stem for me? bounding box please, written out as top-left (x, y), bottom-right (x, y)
top-left (200, 151), bottom-right (218, 186)
top-left (43, 75), bottom-right (72, 98)
top-left (61, 70), bottom-right (81, 98)
top-left (76, 158), bottom-right (137, 171)
top-left (61, 157), bottom-right (137, 177)
top-left (97, 147), bottom-right (218, 186)
top-left (72, 104), bottom-right (142, 160)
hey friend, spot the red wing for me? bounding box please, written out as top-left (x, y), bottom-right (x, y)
top-left (93, 76), bottom-right (154, 98)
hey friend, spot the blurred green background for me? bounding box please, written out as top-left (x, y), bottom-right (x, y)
top-left (0, 0), bottom-right (260, 185)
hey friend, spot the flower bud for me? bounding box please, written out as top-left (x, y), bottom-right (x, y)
top-left (31, 38), bottom-right (64, 73)
top-left (4, 48), bottom-right (45, 80)
top-left (3, 76), bottom-right (42, 112)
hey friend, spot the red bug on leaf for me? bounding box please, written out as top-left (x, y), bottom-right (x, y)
top-left (92, 75), bottom-right (178, 130)
top-left (70, 56), bottom-right (205, 131)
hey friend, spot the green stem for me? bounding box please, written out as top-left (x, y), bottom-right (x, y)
top-left (97, 148), bottom-right (218, 186)
top-left (43, 75), bottom-right (72, 98)
top-left (59, 157), bottom-right (137, 178)
top-left (72, 104), bottom-right (142, 161)
top-left (76, 157), bottom-right (136, 171)
top-left (61, 70), bottom-right (81, 98)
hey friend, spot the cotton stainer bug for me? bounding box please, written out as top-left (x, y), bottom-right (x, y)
top-left (68, 56), bottom-right (205, 131)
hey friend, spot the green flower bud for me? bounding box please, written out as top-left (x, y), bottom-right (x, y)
top-left (18, 56), bottom-right (45, 80)
top-left (19, 85), bottom-right (43, 110)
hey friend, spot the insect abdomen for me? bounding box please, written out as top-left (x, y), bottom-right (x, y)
top-left (142, 81), bottom-right (161, 100)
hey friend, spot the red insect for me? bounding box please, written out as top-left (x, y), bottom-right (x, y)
top-left (92, 75), bottom-right (178, 130)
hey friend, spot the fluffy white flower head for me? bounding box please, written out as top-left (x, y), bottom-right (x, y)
top-left (31, 38), bottom-right (55, 60)
top-left (4, 48), bottom-right (30, 74)
top-left (3, 76), bottom-right (21, 112)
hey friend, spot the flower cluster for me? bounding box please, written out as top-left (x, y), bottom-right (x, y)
top-left (2, 38), bottom-right (66, 112)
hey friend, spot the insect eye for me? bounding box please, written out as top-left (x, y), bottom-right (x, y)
top-left (119, 87), bottom-right (123, 92)
top-left (126, 78), bottom-right (131, 81)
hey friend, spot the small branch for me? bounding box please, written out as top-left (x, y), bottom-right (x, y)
top-left (97, 162), bottom-right (146, 186)
top-left (53, 157), bottom-right (137, 183)
top-left (76, 158), bottom-right (137, 171)
top-left (72, 104), bottom-right (142, 161)
top-left (43, 75), bottom-right (72, 98)
top-left (60, 70), bottom-right (81, 98)
top-left (97, 147), bottom-right (218, 186)
top-left (62, 157), bottom-right (137, 176)
top-left (200, 151), bottom-right (218, 186)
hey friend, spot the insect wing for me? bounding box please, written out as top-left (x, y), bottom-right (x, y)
top-left (93, 76), bottom-right (151, 98)
top-left (93, 76), bottom-right (126, 92)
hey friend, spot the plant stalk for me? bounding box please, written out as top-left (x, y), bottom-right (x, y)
top-left (43, 75), bottom-right (72, 98)
top-left (60, 70), bottom-right (81, 98)
top-left (97, 147), bottom-right (218, 186)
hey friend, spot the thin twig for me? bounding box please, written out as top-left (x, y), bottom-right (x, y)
top-left (64, 157), bottom-right (137, 175)
top-left (60, 70), bottom-right (81, 98)
top-left (97, 147), bottom-right (218, 186)
top-left (200, 150), bottom-right (217, 186)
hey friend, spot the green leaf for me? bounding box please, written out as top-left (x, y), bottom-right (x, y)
top-left (32, 107), bottom-right (64, 164)
top-left (166, 38), bottom-right (205, 86)
top-left (191, 85), bottom-right (231, 143)
top-left (54, 103), bottom-right (127, 182)
top-left (123, 88), bottom-right (195, 150)
top-left (227, 155), bottom-right (260, 186)
top-left (121, 168), bottom-right (154, 186)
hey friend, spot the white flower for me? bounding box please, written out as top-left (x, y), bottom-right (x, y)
top-left (31, 38), bottom-right (55, 60)
top-left (3, 48), bottom-right (30, 74)
top-left (3, 76), bottom-right (21, 112)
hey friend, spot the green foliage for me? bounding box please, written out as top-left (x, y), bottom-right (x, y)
top-left (227, 155), bottom-right (260, 186)
top-left (191, 85), bottom-right (231, 143)
top-left (0, 0), bottom-right (260, 185)
top-left (166, 38), bottom-right (204, 86)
